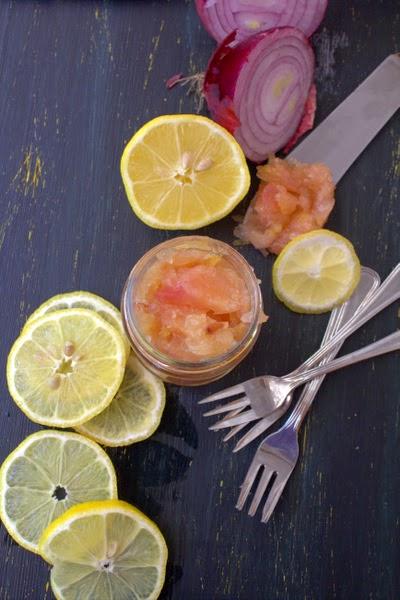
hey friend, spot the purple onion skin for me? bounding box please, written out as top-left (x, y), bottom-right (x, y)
top-left (203, 30), bottom-right (263, 134)
top-left (195, 0), bottom-right (328, 42)
top-left (204, 27), bottom-right (316, 162)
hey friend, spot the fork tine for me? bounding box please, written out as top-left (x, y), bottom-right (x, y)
top-left (261, 476), bottom-right (288, 524)
top-left (222, 422), bottom-right (248, 442)
top-left (202, 396), bottom-right (249, 417)
top-left (224, 407), bottom-right (244, 419)
top-left (208, 409), bottom-right (258, 431)
top-left (236, 460), bottom-right (262, 511)
top-left (233, 418), bottom-right (275, 453)
top-left (198, 383), bottom-right (245, 404)
top-left (248, 467), bottom-right (274, 517)
top-left (215, 408), bottom-right (243, 438)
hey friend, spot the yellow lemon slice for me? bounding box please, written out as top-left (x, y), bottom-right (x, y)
top-left (272, 229), bottom-right (361, 313)
top-left (77, 354), bottom-right (165, 447)
top-left (23, 291), bottom-right (130, 359)
top-left (0, 431), bottom-right (117, 553)
top-left (120, 114), bottom-right (250, 229)
top-left (39, 499), bottom-right (168, 600)
top-left (7, 309), bottom-right (126, 427)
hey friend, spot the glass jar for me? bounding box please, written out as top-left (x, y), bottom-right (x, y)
top-left (121, 236), bottom-right (265, 386)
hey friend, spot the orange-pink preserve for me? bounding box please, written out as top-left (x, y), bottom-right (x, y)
top-left (235, 157), bottom-right (335, 254)
top-left (134, 248), bottom-right (255, 361)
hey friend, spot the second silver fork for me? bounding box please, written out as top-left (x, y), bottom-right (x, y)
top-left (236, 267), bottom-right (380, 522)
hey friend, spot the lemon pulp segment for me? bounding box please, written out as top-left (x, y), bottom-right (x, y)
top-left (272, 229), bottom-right (361, 313)
top-left (0, 431), bottom-right (117, 553)
top-left (7, 308), bottom-right (126, 427)
top-left (76, 354), bottom-right (165, 446)
top-left (39, 499), bottom-right (168, 600)
top-left (121, 114), bottom-right (250, 229)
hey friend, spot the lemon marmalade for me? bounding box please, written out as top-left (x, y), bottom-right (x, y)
top-left (121, 236), bottom-right (266, 386)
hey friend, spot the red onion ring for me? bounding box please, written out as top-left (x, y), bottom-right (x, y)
top-left (204, 27), bottom-right (316, 162)
top-left (196, 0), bottom-right (328, 42)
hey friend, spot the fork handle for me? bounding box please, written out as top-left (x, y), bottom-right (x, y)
top-left (289, 330), bottom-right (400, 386)
top-left (293, 262), bottom-right (400, 374)
top-left (286, 268), bottom-right (380, 431)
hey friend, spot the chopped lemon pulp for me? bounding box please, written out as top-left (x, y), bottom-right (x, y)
top-left (134, 247), bottom-right (252, 361)
top-left (235, 157), bottom-right (335, 254)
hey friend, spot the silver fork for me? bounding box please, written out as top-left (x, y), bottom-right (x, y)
top-left (235, 269), bottom-right (379, 522)
top-left (206, 268), bottom-right (380, 449)
top-left (229, 267), bottom-right (380, 450)
top-left (199, 262), bottom-right (400, 429)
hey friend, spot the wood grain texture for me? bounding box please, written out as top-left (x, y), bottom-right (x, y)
top-left (0, 1), bottom-right (399, 599)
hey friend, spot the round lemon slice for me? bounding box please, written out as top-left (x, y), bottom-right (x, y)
top-left (23, 291), bottom-right (130, 358)
top-left (39, 499), bottom-right (168, 600)
top-left (272, 229), bottom-right (361, 313)
top-left (120, 114), bottom-right (250, 229)
top-left (7, 308), bottom-right (126, 427)
top-left (0, 431), bottom-right (117, 553)
top-left (77, 354), bottom-right (165, 447)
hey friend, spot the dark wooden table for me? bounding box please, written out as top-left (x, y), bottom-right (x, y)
top-left (0, 1), bottom-right (399, 599)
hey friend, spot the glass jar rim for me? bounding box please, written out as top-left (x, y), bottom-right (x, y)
top-left (121, 236), bottom-right (263, 372)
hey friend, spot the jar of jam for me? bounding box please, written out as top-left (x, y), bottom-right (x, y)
top-left (121, 236), bottom-right (266, 386)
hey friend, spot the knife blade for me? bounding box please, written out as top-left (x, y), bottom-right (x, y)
top-left (288, 54), bottom-right (400, 184)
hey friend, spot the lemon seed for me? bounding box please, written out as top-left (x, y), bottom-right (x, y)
top-left (48, 375), bottom-right (61, 390)
top-left (64, 341), bottom-right (75, 356)
top-left (195, 158), bottom-right (213, 171)
top-left (181, 152), bottom-right (192, 170)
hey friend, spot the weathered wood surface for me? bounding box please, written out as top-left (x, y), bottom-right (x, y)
top-left (0, 1), bottom-right (399, 599)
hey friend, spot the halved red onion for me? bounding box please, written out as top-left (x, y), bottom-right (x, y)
top-left (196, 0), bottom-right (328, 42)
top-left (203, 27), bottom-right (316, 162)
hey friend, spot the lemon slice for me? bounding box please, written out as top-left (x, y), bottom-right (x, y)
top-left (39, 499), bottom-right (168, 600)
top-left (7, 309), bottom-right (126, 427)
top-left (23, 291), bottom-right (130, 358)
top-left (272, 229), bottom-right (361, 313)
top-left (76, 354), bottom-right (165, 447)
top-left (0, 431), bottom-right (117, 553)
top-left (120, 114), bottom-right (250, 229)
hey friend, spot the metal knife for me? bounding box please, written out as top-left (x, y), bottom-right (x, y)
top-left (288, 53), bottom-right (400, 184)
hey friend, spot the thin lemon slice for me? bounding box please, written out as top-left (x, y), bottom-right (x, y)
top-left (120, 114), bottom-right (250, 229)
top-left (76, 354), bottom-right (165, 447)
top-left (39, 499), bottom-right (168, 600)
top-left (0, 431), bottom-right (117, 553)
top-left (272, 229), bottom-right (361, 314)
top-left (23, 291), bottom-right (130, 358)
top-left (7, 308), bottom-right (126, 427)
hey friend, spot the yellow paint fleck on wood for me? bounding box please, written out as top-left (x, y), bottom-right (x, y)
top-left (44, 580), bottom-right (50, 598)
top-left (93, 6), bottom-right (113, 59)
top-left (12, 146), bottom-right (45, 197)
top-left (73, 249), bottom-right (79, 272)
top-left (392, 139), bottom-right (400, 179)
top-left (143, 20), bottom-right (165, 90)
